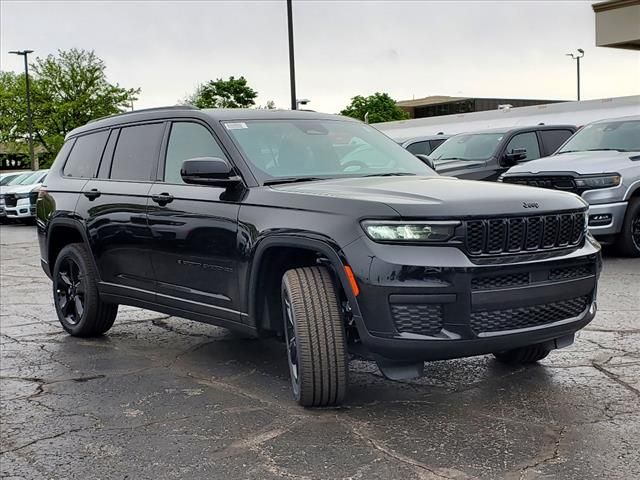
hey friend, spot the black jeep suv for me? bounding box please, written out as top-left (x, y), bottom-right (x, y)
top-left (37, 106), bottom-right (601, 406)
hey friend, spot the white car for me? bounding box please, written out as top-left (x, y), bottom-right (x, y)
top-left (0, 170), bottom-right (48, 222)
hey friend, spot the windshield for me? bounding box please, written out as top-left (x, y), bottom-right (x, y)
top-left (429, 133), bottom-right (504, 162)
top-left (558, 119), bottom-right (640, 153)
top-left (0, 174), bottom-right (21, 186)
top-left (5, 172), bottom-right (33, 186)
top-left (224, 119), bottom-right (435, 183)
top-left (17, 171), bottom-right (47, 185)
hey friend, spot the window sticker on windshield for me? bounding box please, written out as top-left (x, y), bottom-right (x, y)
top-left (225, 122), bottom-right (248, 130)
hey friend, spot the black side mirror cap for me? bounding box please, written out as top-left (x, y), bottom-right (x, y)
top-left (503, 148), bottom-right (527, 165)
top-left (414, 154), bottom-right (436, 170)
top-left (181, 157), bottom-right (243, 187)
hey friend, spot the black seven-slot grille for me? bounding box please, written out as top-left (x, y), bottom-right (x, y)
top-left (470, 296), bottom-right (590, 334)
top-left (465, 212), bottom-right (585, 256)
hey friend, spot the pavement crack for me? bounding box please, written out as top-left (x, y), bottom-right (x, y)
top-left (592, 362), bottom-right (640, 397)
top-left (342, 417), bottom-right (468, 479)
top-left (517, 425), bottom-right (567, 480)
top-left (0, 427), bottom-right (89, 455)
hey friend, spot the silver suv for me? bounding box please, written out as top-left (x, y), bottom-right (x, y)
top-left (502, 116), bottom-right (640, 256)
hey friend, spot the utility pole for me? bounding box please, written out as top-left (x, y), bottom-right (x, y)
top-left (566, 49), bottom-right (584, 101)
top-left (287, 0), bottom-right (297, 110)
top-left (9, 49), bottom-right (37, 170)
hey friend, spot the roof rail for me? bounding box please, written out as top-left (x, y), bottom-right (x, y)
top-left (87, 105), bottom-right (199, 124)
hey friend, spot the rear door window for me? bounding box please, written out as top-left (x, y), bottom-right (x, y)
top-left (110, 123), bottom-right (164, 181)
top-left (504, 132), bottom-right (541, 162)
top-left (539, 129), bottom-right (574, 155)
top-left (63, 131), bottom-right (109, 178)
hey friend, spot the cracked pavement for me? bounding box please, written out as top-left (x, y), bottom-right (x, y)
top-left (1, 223), bottom-right (638, 479)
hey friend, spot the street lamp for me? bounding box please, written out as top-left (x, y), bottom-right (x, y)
top-left (566, 48), bottom-right (584, 102)
top-left (8, 49), bottom-right (37, 170)
top-left (287, 0), bottom-right (297, 110)
top-left (296, 98), bottom-right (310, 109)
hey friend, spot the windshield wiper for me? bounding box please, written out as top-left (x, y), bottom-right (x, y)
top-left (560, 148), bottom-right (630, 153)
top-left (437, 157), bottom-right (479, 162)
top-left (362, 172), bottom-right (416, 178)
top-left (264, 177), bottom-right (329, 186)
top-left (584, 148), bottom-right (630, 152)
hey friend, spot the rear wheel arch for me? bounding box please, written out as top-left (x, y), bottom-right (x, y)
top-left (47, 219), bottom-right (97, 279)
top-left (248, 236), bottom-right (360, 334)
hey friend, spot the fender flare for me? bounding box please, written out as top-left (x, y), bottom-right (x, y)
top-left (623, 180), bottom-right (640, 201)
top-left (46, 217), bottom-right (101, 281)
top-left (247, 235), bottom-right (362, 326)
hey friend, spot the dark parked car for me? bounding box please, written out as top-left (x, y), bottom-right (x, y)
top-left (428, 125), bottom-right (576, 181)
top-left (38, 107), bottom-right (600, 406)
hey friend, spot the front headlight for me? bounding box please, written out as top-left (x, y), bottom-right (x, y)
top-left (574, 174), bottom-right (621, 189)
top-left (362, 220), bottom-right (459, 242)
top-left (15, 193), bottom-right (30, 199)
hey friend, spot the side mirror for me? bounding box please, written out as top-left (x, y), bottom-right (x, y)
top-left (415, 154), bottom-right (436, 170)
top-left (181, 157), bottom-right (242, 187)
top-left (503, 148), bottom-right (527, 165)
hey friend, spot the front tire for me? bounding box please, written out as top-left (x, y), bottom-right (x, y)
top-left (52, 243), bottom-right (118, 337)
top-left (282, 266), bottom-right (348, 407)
top-left (493, 344), bottom-right (551, 364)
top-left (615, 198), bottom-right (640, 257)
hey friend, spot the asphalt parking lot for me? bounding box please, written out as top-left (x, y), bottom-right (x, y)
top-left (1, 223), bottom-right (638, 480)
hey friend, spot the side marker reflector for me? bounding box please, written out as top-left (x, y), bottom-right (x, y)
top-left (344, 265), bottom-right (359, 297)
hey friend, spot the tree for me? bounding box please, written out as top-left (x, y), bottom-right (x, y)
top-left (340, 92), bottom-right (409, 123)
top-left (0, 49), bottom-right (140, 166)
top-left (185, 76), bottom-right (257, 109)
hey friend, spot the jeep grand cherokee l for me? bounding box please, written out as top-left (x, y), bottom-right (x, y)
top-left (37, 106), bottom-right (601, 406)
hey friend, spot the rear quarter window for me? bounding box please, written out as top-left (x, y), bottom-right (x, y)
top-left (63, 131), bottom-right (109, 178)
top-left (109, 123), bottom-right (164, 181)
top-left (540, 130), bottom-right (574, 155)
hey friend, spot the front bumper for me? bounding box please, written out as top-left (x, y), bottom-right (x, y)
top-left (587, 201), bottom-right (627, 237)
top-left (342, 236), bottom-right (601, 362)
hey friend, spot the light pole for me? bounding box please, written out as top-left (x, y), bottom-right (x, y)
top-left (287, 0), bottom-right (297, 110)
top-left (566, 48), bottom-right (584, 101)
top-left (9, 49), bottom-right (37, 170)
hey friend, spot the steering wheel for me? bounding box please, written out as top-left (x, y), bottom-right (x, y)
top-left (341, 160), bottom-right (369, 172)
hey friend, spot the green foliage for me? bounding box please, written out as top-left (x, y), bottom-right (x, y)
top-left (340, 92), bottom-right (409, 123)
top-left (185, 76), bottom-right (258, 109)
top-left (0, 49), bottom-right (139, 166)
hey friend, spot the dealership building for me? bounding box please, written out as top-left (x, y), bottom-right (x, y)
top-left (396, 96), bottom-right (565, 119)
top-left (593, 0), bottom-right (640, 50)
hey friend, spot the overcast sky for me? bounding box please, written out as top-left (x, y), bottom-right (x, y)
top-left (1, 0), bottom-right (639, 113)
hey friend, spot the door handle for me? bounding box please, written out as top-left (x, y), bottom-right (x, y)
top-left (151, 193), bottom-right (174, 205)
top-left (83, 189), bottom-right (101, 200)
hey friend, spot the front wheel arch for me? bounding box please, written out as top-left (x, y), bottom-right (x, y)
top-left (247, 236), bottom-right (361, 334)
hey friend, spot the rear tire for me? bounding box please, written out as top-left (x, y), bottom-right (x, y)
top-left (52, 243), bottom-right (118, 337)
top-left (282, 266), bottom-right (348, 407)
top-left (493, 344), bottom-right (551, 364)
top-left (615, 198), bottom-right (640, 257)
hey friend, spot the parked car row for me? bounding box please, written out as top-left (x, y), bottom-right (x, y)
top-left (0, 169), bottom-right (49, 223)
top-left (400, 116), bottom-right (640, 256)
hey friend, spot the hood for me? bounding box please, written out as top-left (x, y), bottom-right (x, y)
top-left (271, 175), bottom-right (587, 218)
top-left (1, 183), bottom-right (42, 195)
top-left (505, 150), bottom-right (640, 176)
top-left (434, 159), bottom-right (486, 174)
